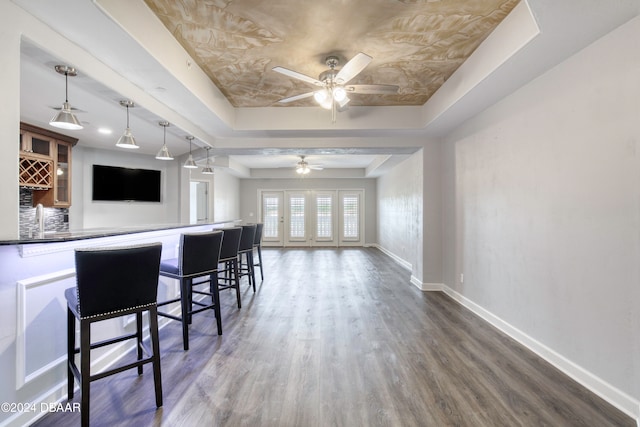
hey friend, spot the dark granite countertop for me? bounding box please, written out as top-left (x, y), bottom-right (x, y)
top-left (0, 220), bottom-right (240, 246)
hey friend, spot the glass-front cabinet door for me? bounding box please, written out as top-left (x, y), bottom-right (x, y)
top-left (54, 142), bottom-right (71, 206)
top-left (32, 139), bottom-right (73, 208)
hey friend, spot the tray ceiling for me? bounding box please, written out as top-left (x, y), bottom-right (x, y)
top-left (144, 0), bottom-right (519, 108)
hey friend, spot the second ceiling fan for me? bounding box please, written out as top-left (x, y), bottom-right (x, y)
top-left (295, 156), bottom-right (323, 175)
top-left (273, 52), bottom-right (398, 122)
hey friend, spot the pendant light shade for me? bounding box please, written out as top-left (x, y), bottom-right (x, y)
top-left (202, 146), bottom-right (214, 175)
top-left (49, 65), bottom-right (83, 130)
top-left (183, 136), bottom-right (198, 169)
top-left (155, 121), bottom-right (173, 160)
top-left (115, 100), bottom-right (139, 149)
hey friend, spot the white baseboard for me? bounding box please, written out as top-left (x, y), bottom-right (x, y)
top-left (373, 247), bottom-right (639, 424)
top-left (410, 277), bottom-right (443, 291)
top-left (440, 284), bottom-right (640, 423)
top-left (372, 244), bottom-right (412, 271)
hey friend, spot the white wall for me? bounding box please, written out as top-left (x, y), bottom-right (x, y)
top-left (213, 168), bottom-right (240, 222)
top-left (377, 150), bottom-right (423, 281)
top-left (72, 146), bottom-right (180, 229)
top-left (239, 177), bottom-right (377, 245)
top-left (442, 14), bottom-right (640, 414)
top-left (422, 143), bottom-right (443, 285)
top-left (0, 2), bottom-right (31, 240)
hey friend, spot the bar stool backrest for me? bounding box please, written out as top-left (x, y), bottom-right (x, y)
top-left (178, 231), bottom-right (223, 277)
top-left (218, 227), bottom-right (242, 261)
top-left (238, 224), bottom-right (256, 253)
top-left (253, 223), bottom-right (264, 246)
top-left (74, 242), bottom-right (162, 318)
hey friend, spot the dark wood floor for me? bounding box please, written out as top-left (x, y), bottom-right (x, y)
top-left (33, 247), bottom-right (633, 427)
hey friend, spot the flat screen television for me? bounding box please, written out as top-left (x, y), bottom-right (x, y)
top-left (92, 164), bottom-right (161, 202)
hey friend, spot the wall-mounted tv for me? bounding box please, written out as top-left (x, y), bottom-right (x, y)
top-left (92, 164), bottom-right (161, 202)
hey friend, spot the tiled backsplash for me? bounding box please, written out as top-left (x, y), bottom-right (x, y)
top-left (19, 188), bottom-right (69, 238)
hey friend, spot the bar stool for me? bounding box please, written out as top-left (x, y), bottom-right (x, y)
top-left (252, 223), bottom-right (264, 281)
top-left (157, 230), bottom-right (223, 350)
top-left (238, 224), bottom-right (257, 292)
top-left (66, 242), bottom-right (163, 427)
top-left (216, 227), bottom-right (242, 308)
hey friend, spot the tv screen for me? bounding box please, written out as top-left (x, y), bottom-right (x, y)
top-left (92, 164), bottom-right (161, 202)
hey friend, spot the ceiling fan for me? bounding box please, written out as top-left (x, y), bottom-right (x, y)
top-left (295, 156), bottom-right (323, 175)
top-left (273, 52), bottom-right (399, 122)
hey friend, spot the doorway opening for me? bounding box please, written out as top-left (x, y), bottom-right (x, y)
top-left (190, 181), bottom-right (209, 223)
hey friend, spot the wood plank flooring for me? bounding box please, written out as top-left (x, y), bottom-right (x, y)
top-left (33, 247), bottom-right (634, 427)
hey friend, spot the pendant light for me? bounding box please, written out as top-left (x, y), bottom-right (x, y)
top-left (49, 65), bottom-right (83, 130)
top-left (155, 121), bottom-right (173, 160)
top-left (183, 136), bottom-right (198, 168)
top-left (201, 146), bottom-right (214, 175)
top-left (115, 100), bottom-right (138, 149)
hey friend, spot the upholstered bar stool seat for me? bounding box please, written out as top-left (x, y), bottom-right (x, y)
top-left (66, 242), bottom-right (163, 427)
top-left (157, 230), bottom-right (223, 350)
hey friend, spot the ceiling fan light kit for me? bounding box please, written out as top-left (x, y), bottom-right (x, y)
top-left (296, 155), bottom-right (323, 174)
top-left (273, 52), bottom-right (398, 122)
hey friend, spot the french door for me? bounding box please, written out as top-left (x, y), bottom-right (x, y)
top-left (260, 190), bottom-right (363, 247)
top-left (261, 192), bottom-right (284, 246)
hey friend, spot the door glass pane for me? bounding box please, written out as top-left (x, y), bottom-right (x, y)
top-left (263, 196), bottom-right (280, 238)
top-left (316, 195), bottom-right (332, 240)
top-left (56, 144), bottom-right (69, 203)
top-left (289, 196), bottom-right (305, 238)
top-left (31, 137), bottom-right (51, 156)
top-left (343, 195), bottom-right (359, 239)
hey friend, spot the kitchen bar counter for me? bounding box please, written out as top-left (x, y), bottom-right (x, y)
top-left (1, 220), bottom-right (241, 246)
top-left (0, 219), bottom-right (240, 426)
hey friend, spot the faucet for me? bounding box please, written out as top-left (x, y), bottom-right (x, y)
top-left (34, 203), bottom-right (44, 238)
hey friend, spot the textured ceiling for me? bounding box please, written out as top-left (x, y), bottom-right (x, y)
top-left (144, 0), bottom-right (519, 108)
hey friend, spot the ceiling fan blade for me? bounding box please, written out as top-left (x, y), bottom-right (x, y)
top-left (335, 52), bottom-right (372, 84)
top-left (272, 66), bottom-right (324, 87)
top-left (278, 92), bottom-right (315, 103)
top-left (347, 84), bottom-right (399, 94)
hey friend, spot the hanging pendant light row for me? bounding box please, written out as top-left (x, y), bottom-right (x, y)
top-left (113, 101), bottom-right (214, 172)
top-left (48, 66), bottom-right (213, 172)
top-left (185, 136), bottom-right (214, 174)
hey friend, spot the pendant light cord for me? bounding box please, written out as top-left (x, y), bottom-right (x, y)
top-left (64, 72), bottom-right (69, 103)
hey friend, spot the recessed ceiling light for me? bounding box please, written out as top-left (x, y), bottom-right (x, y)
top-left (98, 127), bottom-right (112, 135)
